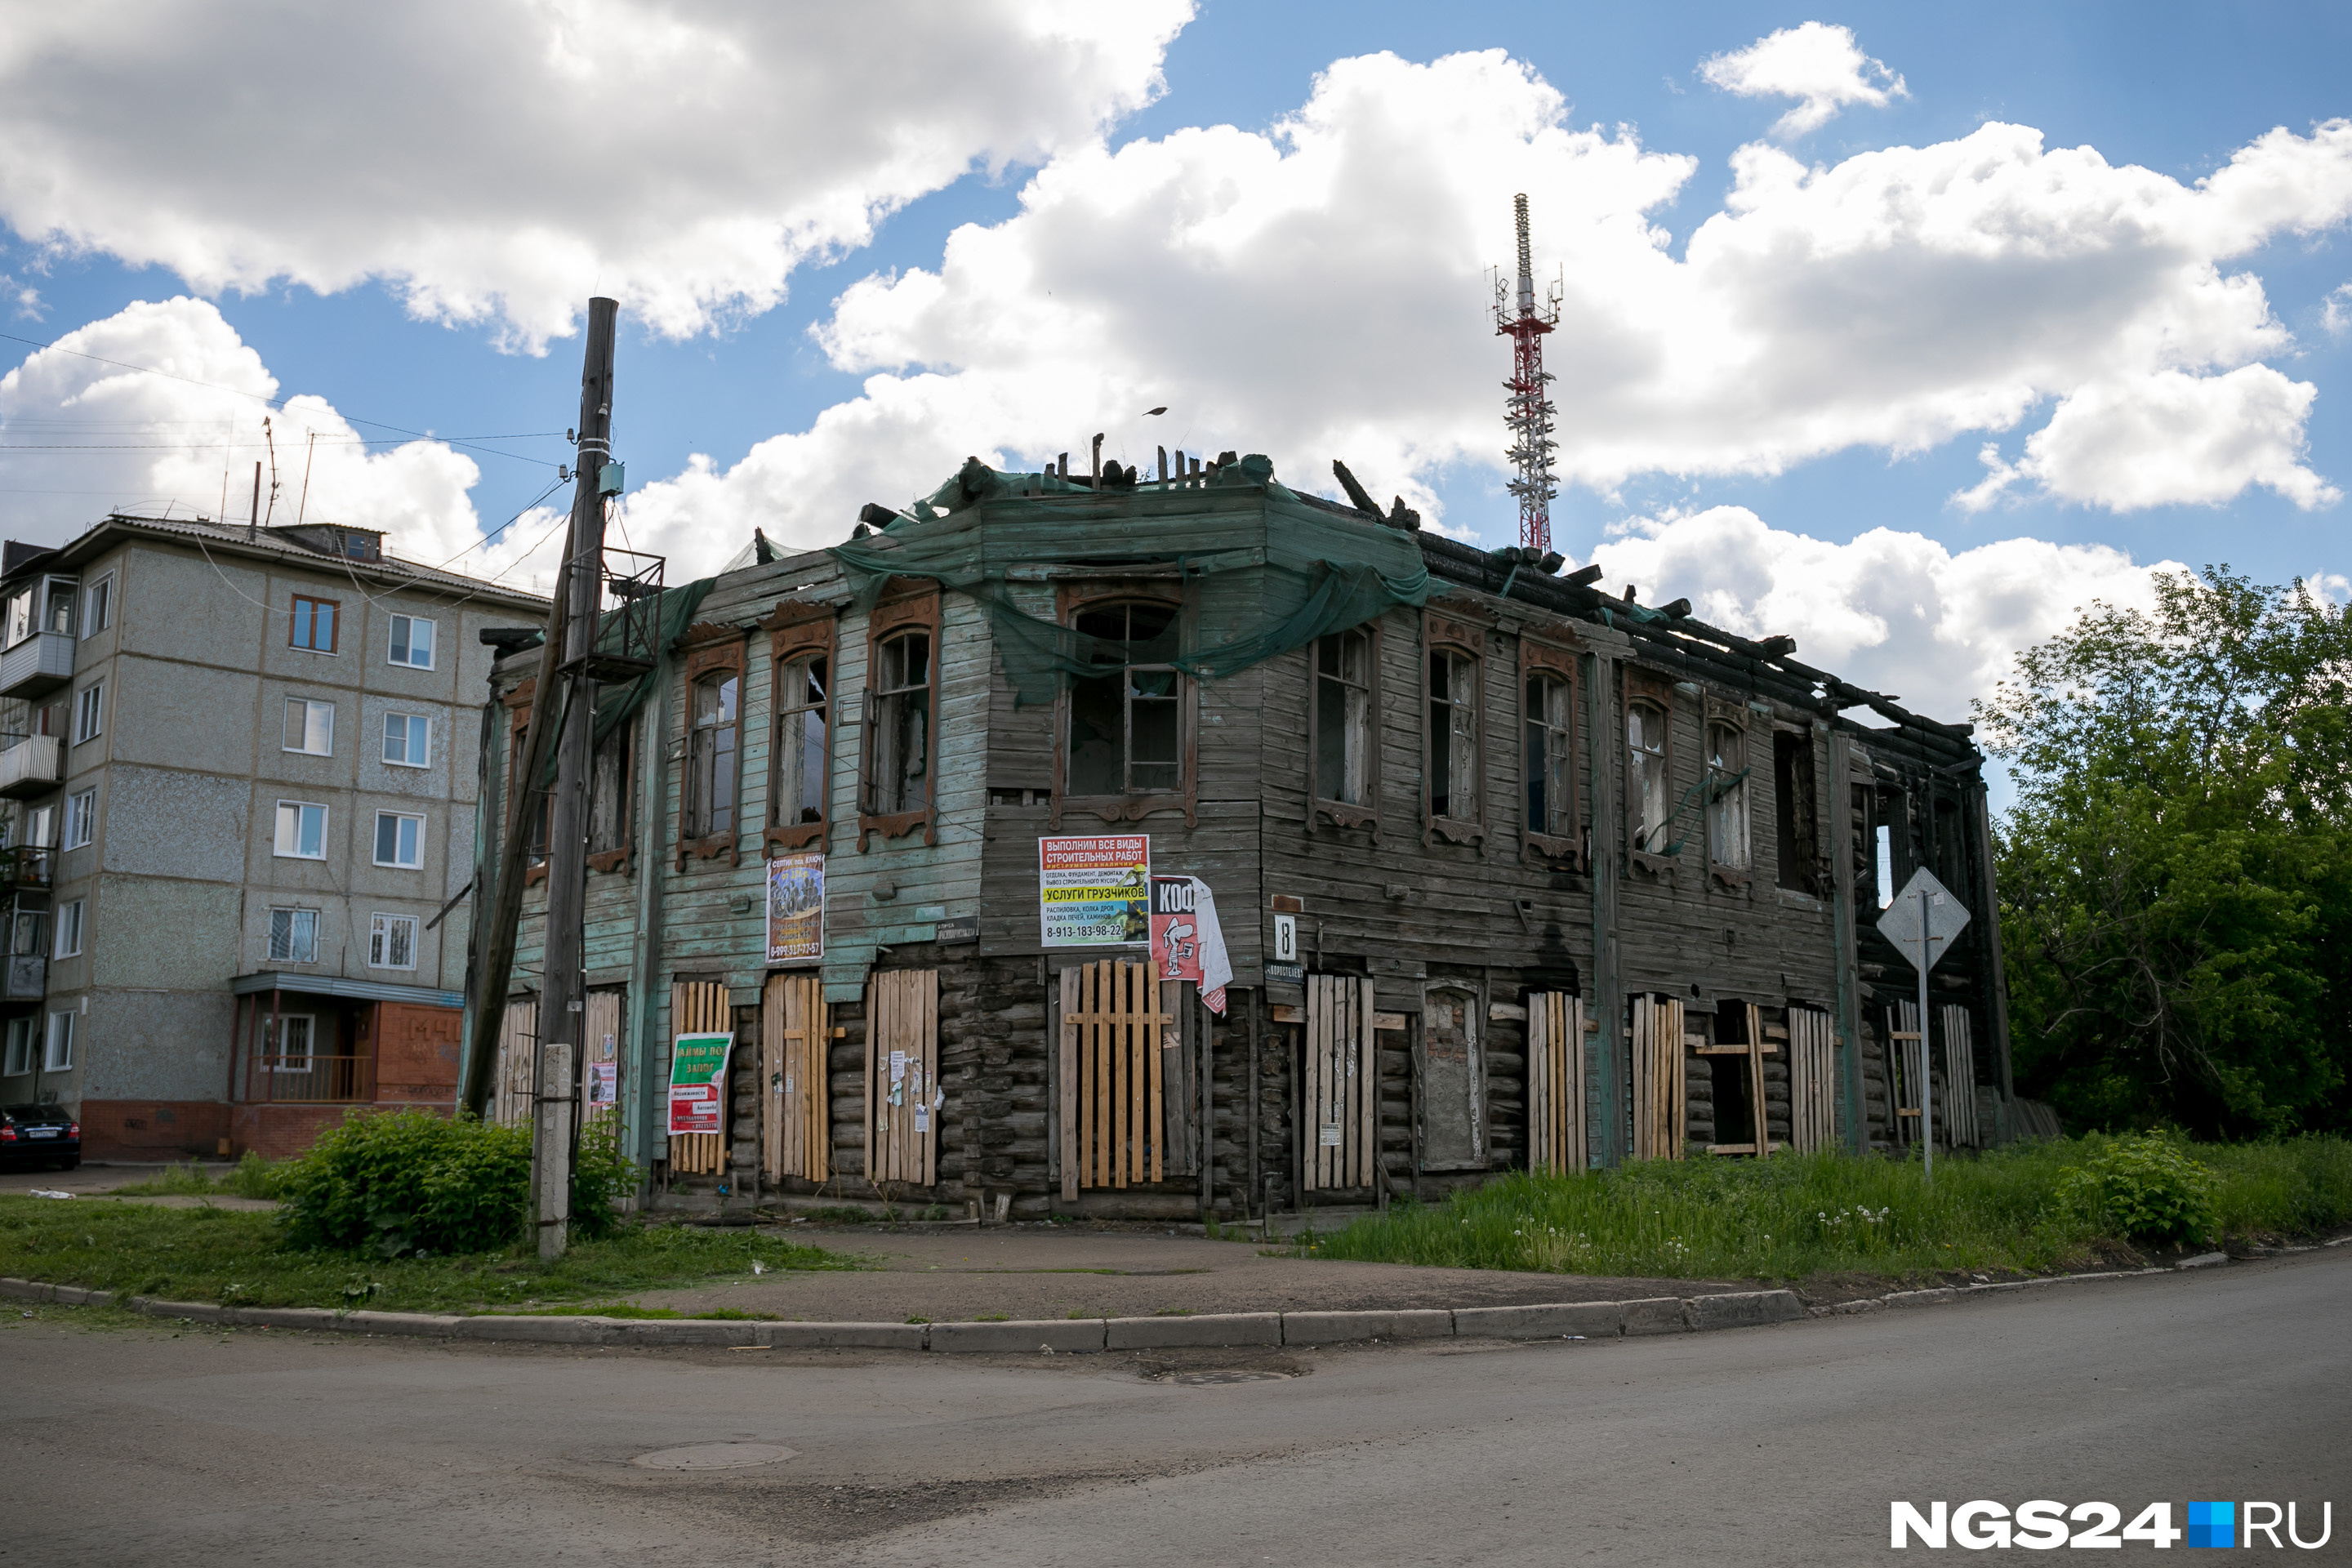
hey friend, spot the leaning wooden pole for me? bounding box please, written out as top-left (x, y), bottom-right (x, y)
top-left (460, 299), bottom-right (616, 1129)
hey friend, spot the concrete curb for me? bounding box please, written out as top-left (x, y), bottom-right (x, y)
top-left (2, 1254), bottom-right (2250, 1352)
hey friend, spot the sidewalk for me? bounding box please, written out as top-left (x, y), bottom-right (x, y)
top-left (633, 1223), bottom-right (1753, 1322)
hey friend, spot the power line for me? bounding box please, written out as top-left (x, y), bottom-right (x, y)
top-left (0, 328), bottom-right (564, 470)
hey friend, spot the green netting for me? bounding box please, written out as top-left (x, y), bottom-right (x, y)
top-left (830, 456), bottom-right (1432, 706)
top-left (537, 576), bottom-right (715, 786)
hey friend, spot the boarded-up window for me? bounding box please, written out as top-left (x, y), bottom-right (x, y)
top-left (1526, 991), bottom-right (1585, 1174)
top-left (493, 998), bottom-right (537, 1126)
top-left (1057, 960), bottom-right (1184, 1197)
top-left (763, 971), bottom-right (830, 1182)
top-left (670, 980), bottom-right (731, 1174)
top-left (866, 969), bottom-right (938, 1186)
top-left (1940, 1004), bottom-right (1979, 1148)
top-left (1702, 1002), bottom-right (1773, 1156)
top-left (1303, 974), bottom-right (1377, 1191)
top-left (1420, 986), bottom-right (1485, 1170)
top-left (580, 989), bottom-right (623, 1126)
top-left (1630, 995), bottom-right (1686, 1160)
top-left (1787, 1004), bottom-right (1836, 1152)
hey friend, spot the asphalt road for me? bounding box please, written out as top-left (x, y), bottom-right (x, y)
top-left (7, 1249), bottom-right (2345, 1566)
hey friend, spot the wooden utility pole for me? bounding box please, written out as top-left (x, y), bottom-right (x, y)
top-left (459, 300), bottom-right (616, 1232)
top-left (530, 296), bottom-right (620, 1260)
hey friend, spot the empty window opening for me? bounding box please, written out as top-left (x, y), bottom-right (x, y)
top-left (688, 673), bottom-right (739, 837)
top-left (1705, 720), bottom-right (1749, 871)
top-left (588, 717), bottom-right (634, 854)
top-left (1315, 629), bottom-right (1372, 806)
top-left (1428, 648), bottom-right (1478, 821)
top-left (1067, 601), bottom-right (1180, 797)
top-left (776, 654), bottom-right (828, 827)
top-left (1773, 730), bottom-right (1819, 893)
top-left (870, 632), bottom-right (931, 813)
top-left (1875, 823), bottom-right (1895, 907)
top-left (1628, 701), bottom-right (1669, 852)
top-left (1525, 671), bottom-right (1573, 837)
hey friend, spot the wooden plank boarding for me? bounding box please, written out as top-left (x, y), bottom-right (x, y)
top-left (1527, 991), bottom-right (1584, 1174)
top-left (1058, 967), bottom-right (1080, 1201)
top-left (1302, 974), bottom-right (1373, 1192)
top-left (1058, 960), bottom-right (1175, 1192)
top-left (762, 972), bottom-right (828, 1183)
top-left (669, 980), bottom-right (730, 1176)
top-left (862, 969), bottom-right (940, 1188)
top-left (1746, 1002), bottom-right (1770, 1159)
top-left (1788, 1005), bottom-right (1836, 1152)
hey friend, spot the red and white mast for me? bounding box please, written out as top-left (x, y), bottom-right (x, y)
top-left (1494, 193), bottom-right (1561, 555)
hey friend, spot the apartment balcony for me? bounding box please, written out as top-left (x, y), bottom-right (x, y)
top-left (0, 847), bottom-right (51, 892)
top-left (0, 736), bottom-right (63, 799)
top-left (3, 953), bottom-right (43, 1001)
top-left (0, 630), bottom-right (74, 700)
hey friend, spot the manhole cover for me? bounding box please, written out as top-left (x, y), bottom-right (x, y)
top-left (630, 1442), bottom-right (799, 1470)
top-left (1172, 1370), bottom-right (1291, 1386)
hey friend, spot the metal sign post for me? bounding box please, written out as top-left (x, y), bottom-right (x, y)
top-left (1874, 867), bottom-right (1971, 1181)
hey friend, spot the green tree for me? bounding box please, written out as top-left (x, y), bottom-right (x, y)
top-left (1977, 568), bottom-right (2351, 1136)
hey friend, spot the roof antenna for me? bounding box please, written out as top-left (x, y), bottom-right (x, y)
top-left (261, 416), bottom-right (283, 531)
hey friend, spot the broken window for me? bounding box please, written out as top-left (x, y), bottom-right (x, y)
top-left (1706, 720), bottom-right (1750, 872)
top-left (1773, 729), bottom-right (1819, 893)
top-left (1628, 701), bottom-right (1669, 853)
top-left (1427, 648), bottom-right (1479, 822)
top-left (1524, 671), bottom-right (1573, 837)
top-left (774, 653), bottom-right (828, 828)
top-left (1313, 628), bottom-right (1372, 806)
top-left (869, 631), bottom-right (931, 814)
top-left (686, 673), bottom-right (739, 839)
top-left (1067, 600), bottom-right (1181, 797)
top-left (588, 715), bottom-right (632, 854)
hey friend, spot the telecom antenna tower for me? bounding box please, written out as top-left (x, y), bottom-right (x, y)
top-left (1493, 193), bottom-right (1562, 555)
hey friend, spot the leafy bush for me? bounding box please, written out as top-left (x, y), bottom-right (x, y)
top-left (2054, 1133), bottom-right (2218, 1245)
top-left (225, 1150), bottom-right (291, 1200)
top-left (278, 1110), bottom-right (635, 1257)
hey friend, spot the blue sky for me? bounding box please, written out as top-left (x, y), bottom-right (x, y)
top-left (1, 2), bottom-right (2345, 721)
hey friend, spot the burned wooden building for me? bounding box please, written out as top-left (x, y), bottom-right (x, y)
top-left (478, 450), bottom-right (2017, 1220)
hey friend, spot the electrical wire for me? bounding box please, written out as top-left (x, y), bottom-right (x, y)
top-left (0, 328), bottom-right (564, 470)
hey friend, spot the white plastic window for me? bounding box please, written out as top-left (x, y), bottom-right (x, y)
top-left (382, 711), bottom-right (430, 768)
top-left (274, 801), bottom-right (327, 859)
top-left (388, 614), bottom-right (435, 670)
top-left (373, 810), bottom-right (424, 868)
top-left (368, 912), bottom-right (418, 969)
top-left (283, 698), bottom-right (334, 756)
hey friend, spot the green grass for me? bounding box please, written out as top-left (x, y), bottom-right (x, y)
top-left (111, 1154), bottom-right (287, 1201)
top-left (0, 1200), bottom-right (862, 1315)
top-left (1298, 1137), bottom-right (2352, 1284)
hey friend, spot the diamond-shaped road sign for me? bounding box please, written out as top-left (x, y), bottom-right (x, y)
top-left (1875, 866), bottom-right (1971, 974)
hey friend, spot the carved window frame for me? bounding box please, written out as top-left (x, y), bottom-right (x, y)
top-left (1624, 665), bottom-right (1678, 873)
top-left (1050, 582), bottom-right (1196, 831)
top-left (763, 602), bottom-right (836, 855)
top-left (1421, 609), bottom-right (1486, 849)
top-left (1306, 621), bottom-right (1380, 840)
top-left (1519, 635), bottom-right (1582, 867)
top-left (1703, 695), bottom-right (1754, 888)
top-left (858, 583), bottom-right (941, 851)
top-left (678, 625), bottom-right (746, 871)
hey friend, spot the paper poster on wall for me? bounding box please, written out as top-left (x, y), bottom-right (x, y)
top-left (586, 1061), bottom-right (617, 1106)
top-left (666, 1031), bottom-right (733, 1136)
top-left (766, 851), bottom-right (825, 964)
top-left (1149, 875), bottom-right (1236, 1014)
top-left (1038, 835), bottom-right (1151, 947)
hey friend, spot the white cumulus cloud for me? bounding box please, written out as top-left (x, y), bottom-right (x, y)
top-left (635, 50), bottom-right (2350, 560)
top-left (0, 1), bottom-right (1191, 351)
top-left (0, 296), bottom-right (566, 587)
top-left (1587, 506), bottom-right (2181, 722)
top-left (1699, 22), bottom-right (1908, 139)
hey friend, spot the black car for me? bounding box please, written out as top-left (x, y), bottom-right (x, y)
top-left (0, 1104), bottom-right (79, 1169)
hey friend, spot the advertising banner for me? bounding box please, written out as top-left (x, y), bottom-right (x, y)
top-left (1038, 835), bottom-right (1151, 947)
top-left (766, 851), bottom-right (825, 964)
top-left (1148, 874), bottom-right (1236, 1014)
top-left (666, 1031), bottom-right (734, 1136)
